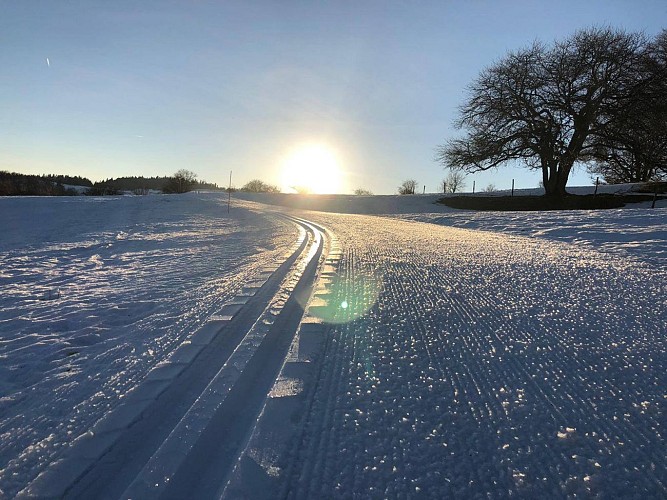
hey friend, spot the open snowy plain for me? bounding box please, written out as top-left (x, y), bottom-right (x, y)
top-left (1, 192), bottom-right (665, 498)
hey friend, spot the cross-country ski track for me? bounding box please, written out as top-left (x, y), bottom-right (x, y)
top-left (17, 212), bottom-right (329, 498)
top-left (7, 199), bottom-right (667, 499)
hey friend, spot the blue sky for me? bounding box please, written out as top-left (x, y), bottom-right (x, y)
top-left (2, 1), bottom-right (665, 194)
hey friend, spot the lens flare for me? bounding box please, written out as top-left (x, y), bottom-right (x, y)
top-left (307, 272), bottom-right (381, 324)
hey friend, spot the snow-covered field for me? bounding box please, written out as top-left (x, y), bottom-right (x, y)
top-left (0, 191), bottom-right (665, 498)
top-left (0, 194), bottom-right (297, 496)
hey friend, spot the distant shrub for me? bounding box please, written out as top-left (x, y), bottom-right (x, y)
top-left (354, 188), bottom-right (373, 195)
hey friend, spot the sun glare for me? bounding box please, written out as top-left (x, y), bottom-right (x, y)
top-left (281, 144), bottom-right (343, 194)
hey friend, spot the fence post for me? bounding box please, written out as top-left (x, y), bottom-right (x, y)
top-left (472, 180), bottom-right (475, 194)
top-left (594, 177), bottom-right (599, 196)
top-left (227, 170), bottom-right (232, 213)
top-left (511, 179), bottom-right (515, 197)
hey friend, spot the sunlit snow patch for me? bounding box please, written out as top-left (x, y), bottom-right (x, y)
top-left (557, 427), bottom-right (577, 440)
top-left (269, 376), bottom-right (304, 397)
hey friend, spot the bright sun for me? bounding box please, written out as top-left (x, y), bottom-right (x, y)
top-left (280, 144), bottom-right (343, 194)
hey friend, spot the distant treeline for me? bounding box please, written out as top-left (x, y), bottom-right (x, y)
top-left (91, 176), bottom-right (173, 195)
top-left (0, 171), bottom-right (84, 196)
top-left (0, 171), bottom-right (222, 196)
top-left (90, 176), bottom-right (222, 195)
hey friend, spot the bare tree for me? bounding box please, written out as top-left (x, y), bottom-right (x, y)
top-left (163, 169), bottom-right (197, 194)
top-left (354, 188), bottom-right (373, 195)
top-left (444, 170), bottom-right (466, 193)
top-left (398, 179), bottom-right (418, 195)
top-left (483, 183), bottom-right (497, 193)
top-left (437, 28), bottom-right (647, 197)
top-left (241, 179), bottom-right (280, 193)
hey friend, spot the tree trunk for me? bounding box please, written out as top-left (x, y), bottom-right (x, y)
top-left (542, 166), bottom-right (569, 197)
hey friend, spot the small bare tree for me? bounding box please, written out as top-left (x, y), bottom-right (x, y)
top-left (444, 170), bottom-right (466, 193)
top-left (354, 188), bottom-right (373, 195)
top-left (398, 179), bottom-right (418, 195)
top-left (483, 183), bottom-right (497, 193)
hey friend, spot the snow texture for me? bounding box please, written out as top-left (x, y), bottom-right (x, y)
top-left (282, 212), bottom-right (666, 498)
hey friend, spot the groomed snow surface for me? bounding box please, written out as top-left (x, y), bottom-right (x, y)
top-left (1, 191), bottom-right (665, 498)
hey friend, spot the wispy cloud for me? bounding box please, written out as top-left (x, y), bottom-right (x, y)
top-left (46, 57), bottom-right (50, 67)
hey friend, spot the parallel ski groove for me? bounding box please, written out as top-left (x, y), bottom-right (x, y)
top-left (140, 217), bottom-right (325, 498)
